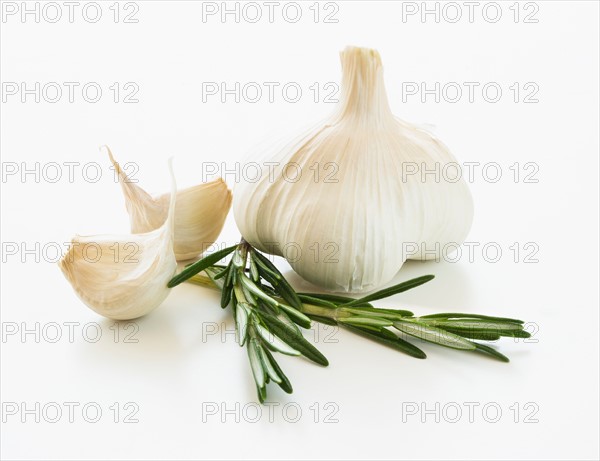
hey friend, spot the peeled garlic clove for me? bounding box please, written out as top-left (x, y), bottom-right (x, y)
top-left (234, 46), bottom-right (473, 293)
top-left (107, 147), bottom-right (232, 261)
top-left (59, 160), bottom-right (178, 320)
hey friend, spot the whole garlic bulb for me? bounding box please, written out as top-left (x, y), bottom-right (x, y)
top-left (108, 147), bottom-right (232, 261)
top-left (59, 160), bottom-right (178, 320)
top-left (234, 46), bottom-right (473, 293)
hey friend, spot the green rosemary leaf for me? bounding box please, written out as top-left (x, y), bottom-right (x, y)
top-left (432, 319), bottom-right (523, 329)
top-left (372, 327), bottom-right (401, 340)
top-left (274, 281), bottom-right (305, 312)
top-left (241, 283), bottom-right (258, 306)
top-left (278, 303), bottom-right (312, 329)
top-left (251, 251), bottom-right (281, 280)
top-left (471, 342), bottom-right (510, 362)
top-left (338, 317), bottom-right (394, 328)
top-left (305, 314), bottom-right (338, 326)
top-left (262, 347), bottom-right (293, 394)
top-left (393, 321), bottom-right (476, 350)
top-left (341, 306), bottom-right (414, 319)
top-left (255, 262), bottom-right (304, 311)
top-left (297, 295), bottom-right (339, 309)
top-left (254, 322), bottom-right (301, 356)
top-left (232, 246), bottom-right (247, 268)
top-left (247, 338), bottom-right (265, 388)
top-left (257, 384), bottom-right (267, 404)
top-left (342, 325), bottom-right (426, 359)
top-left (361, 307), bottom-right (415, 317)
top-left (443, 328), bottom-right (529, 339)
top-left (259, 284), bottom-right (278, 298)
top-left (248, 252), bottom-right (260, 282)
top-left (213, 266), bottom-right (229, 280)
top-left (220, 280), bottom-right (233, 308)
top-left (255, 298), bottom-right (280, 317)
top-left (168, 245), bottom-right (237, 287)
top-left (236, 303), bottom-right (250, 346)
top-left (251, 249), bottom-right (281, 274)
top-left (202, 267), bottom-right (225, 290)
top-left (506, 330), bottom-right (532, 339)
top-left (240, 274), bottom-right (279, 308)
top-left (257, 344), bottom-right (282, 384)
top-left (258, 312), bottom-right (328, 366)
top-left (275, 309), bottom-right (302, 335)
top-left (350, 324), bottom-right (383, 333)
top-left (298, 292), bottom-right (374, 308)
top-left (419, 312), bottom-right (524, 324)
top-left (340, 275), bottom-right (435, 307)
top-left (252, 250), bottom-right (304, 310)
top-left (428, 319), bottom-right (530, 339)
top-left (440, 327), bottom-right (501, 341)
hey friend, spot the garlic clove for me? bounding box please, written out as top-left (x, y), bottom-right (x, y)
top-left (59, 160), bottom-right (177, 320)
top-left (234, 46), bottom-right (473, 293)
top-left (107, 147), bottom-right (232, 261)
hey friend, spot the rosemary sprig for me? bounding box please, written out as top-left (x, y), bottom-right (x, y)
top-left (169, 240), bottom-right (531, 401)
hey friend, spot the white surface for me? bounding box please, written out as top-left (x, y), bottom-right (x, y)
top-left (1, 1), bottom-right (599, 460)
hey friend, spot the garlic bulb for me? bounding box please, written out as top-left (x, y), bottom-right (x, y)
top-left (234, 46), bottom-right (473, 293)
top-left (59, 160), bottom-right (177, 320)
top-left (107, 147), bottom-right (232, 261)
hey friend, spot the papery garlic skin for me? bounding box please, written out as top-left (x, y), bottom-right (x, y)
top-left (107, 148), bottom-right (232, 261)
top-left (59, 160), bottom-right (178, 320)
top-left (234, 46), bottom-right (473, 293)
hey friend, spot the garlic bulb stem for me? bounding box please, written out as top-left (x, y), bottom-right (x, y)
top-left (337, 47), bottom-right (392, 122)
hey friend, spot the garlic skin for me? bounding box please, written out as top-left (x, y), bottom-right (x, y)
top-left (107, 147), bottom-right (232, 261)
top-left (234, 46), bottom-right (473, 293)
top-left (59, 160), bottom-right (178, 320)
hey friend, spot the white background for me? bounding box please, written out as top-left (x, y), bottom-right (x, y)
top-left (1, 1), bottom-right (599, 460)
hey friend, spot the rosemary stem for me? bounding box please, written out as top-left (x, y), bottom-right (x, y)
top-left (187, 273), bottom-right (218, 289)
top-left (188, 272), bottom-right (342, 321)
top-left (298, 303), bottom-right (340, 319)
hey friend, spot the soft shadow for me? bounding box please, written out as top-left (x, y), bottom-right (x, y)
top-left (74, 284), bottom-right (230, 368)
